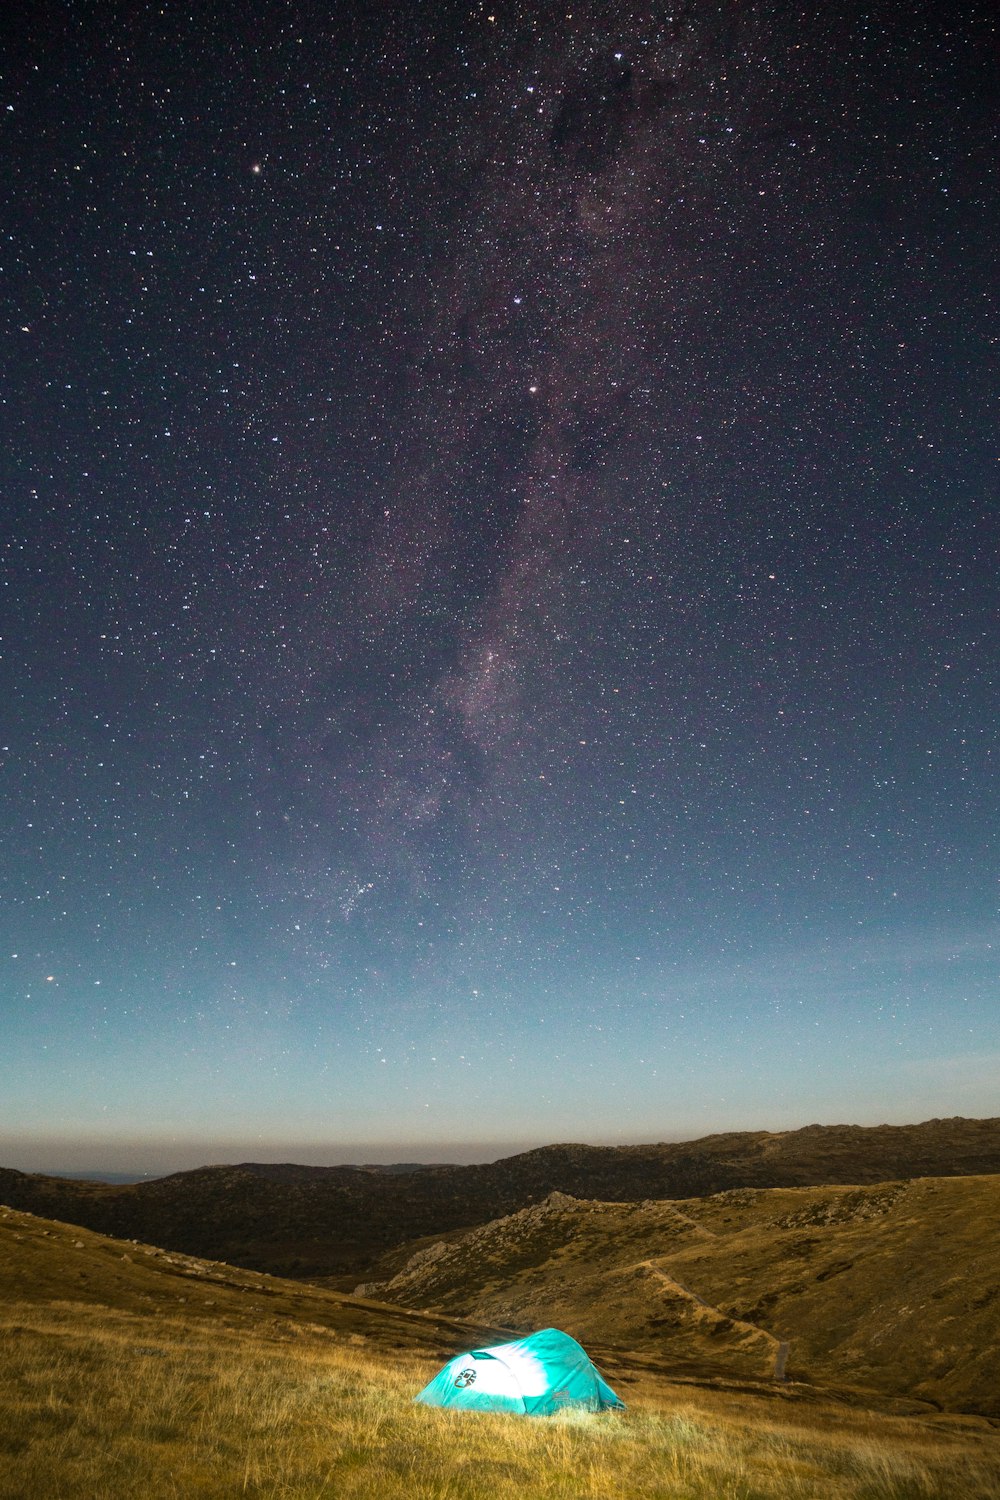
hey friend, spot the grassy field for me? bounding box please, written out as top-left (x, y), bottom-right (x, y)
top-left (3, 1299), bottom-right (1000, 1500)
top-left (2, 1203), bottom-right (999, 1499)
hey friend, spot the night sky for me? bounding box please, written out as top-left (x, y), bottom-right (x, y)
top-left (2, 1), bottom-right (997, 1173)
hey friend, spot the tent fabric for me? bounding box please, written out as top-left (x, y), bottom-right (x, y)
top-left (414, 1327), bottom-right (626, 1415)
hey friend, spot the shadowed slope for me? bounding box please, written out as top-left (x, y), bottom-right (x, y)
top-left (0, 1202), bottom-right (512, 1361)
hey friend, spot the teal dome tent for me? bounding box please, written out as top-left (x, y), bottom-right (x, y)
top-left (414, 1328), bottom-right (625, 1415)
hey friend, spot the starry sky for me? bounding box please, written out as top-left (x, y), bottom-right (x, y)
top-left (2, 1), bottom-right (997, 1175)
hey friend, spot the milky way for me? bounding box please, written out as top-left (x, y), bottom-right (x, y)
top-left (2, 1), bottom-right (997, 1168)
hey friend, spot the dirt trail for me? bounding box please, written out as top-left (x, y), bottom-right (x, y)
top-left (640, 1261), bottom-right (791, 1380)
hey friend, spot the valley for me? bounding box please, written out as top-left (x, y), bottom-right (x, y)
top-left (2, 1200), bottom-right (999, 1499)
top-left (3, 1117), bottom-right (999, 1497)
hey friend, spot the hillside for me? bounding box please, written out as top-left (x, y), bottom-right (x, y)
top-left (2, 1205), bottom-right (1000, 1499)
top-left (2, 1115), bottom-right (998, 1280)
top-left (356, 1176), bottom-right (1000, 1418)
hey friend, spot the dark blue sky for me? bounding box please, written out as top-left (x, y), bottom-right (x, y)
top-left (2, 0), bottom-right (996, 1173)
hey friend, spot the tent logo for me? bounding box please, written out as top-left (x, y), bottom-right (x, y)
top-left (454, 1368), bottom-right (477, 1388)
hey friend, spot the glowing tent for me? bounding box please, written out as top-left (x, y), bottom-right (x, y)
top-left (414, 1327), bottom-right (625, 1415)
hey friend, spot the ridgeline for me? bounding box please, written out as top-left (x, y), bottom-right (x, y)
top-left (2, 1116), bottom-right (998, 1281)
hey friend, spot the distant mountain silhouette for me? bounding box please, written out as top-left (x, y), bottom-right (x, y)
top-left (2, 1116), bottom-right (998, 1280)
top-left (43, 1170), bottom-right (154, 1184)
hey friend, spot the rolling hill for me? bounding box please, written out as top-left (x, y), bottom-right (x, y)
top-left (355, 1175), bottom-right (1000, 1417)
top-left (2, 1115), bottom-right (998, 1280)
top-left (2, 1201), bottom-right (1000, 1499)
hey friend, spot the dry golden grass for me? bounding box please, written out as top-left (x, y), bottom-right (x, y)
top-left (2, 1203), bottom-right (999, 1499)
top-left (2, 1299), bottom-right (999, 1500)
